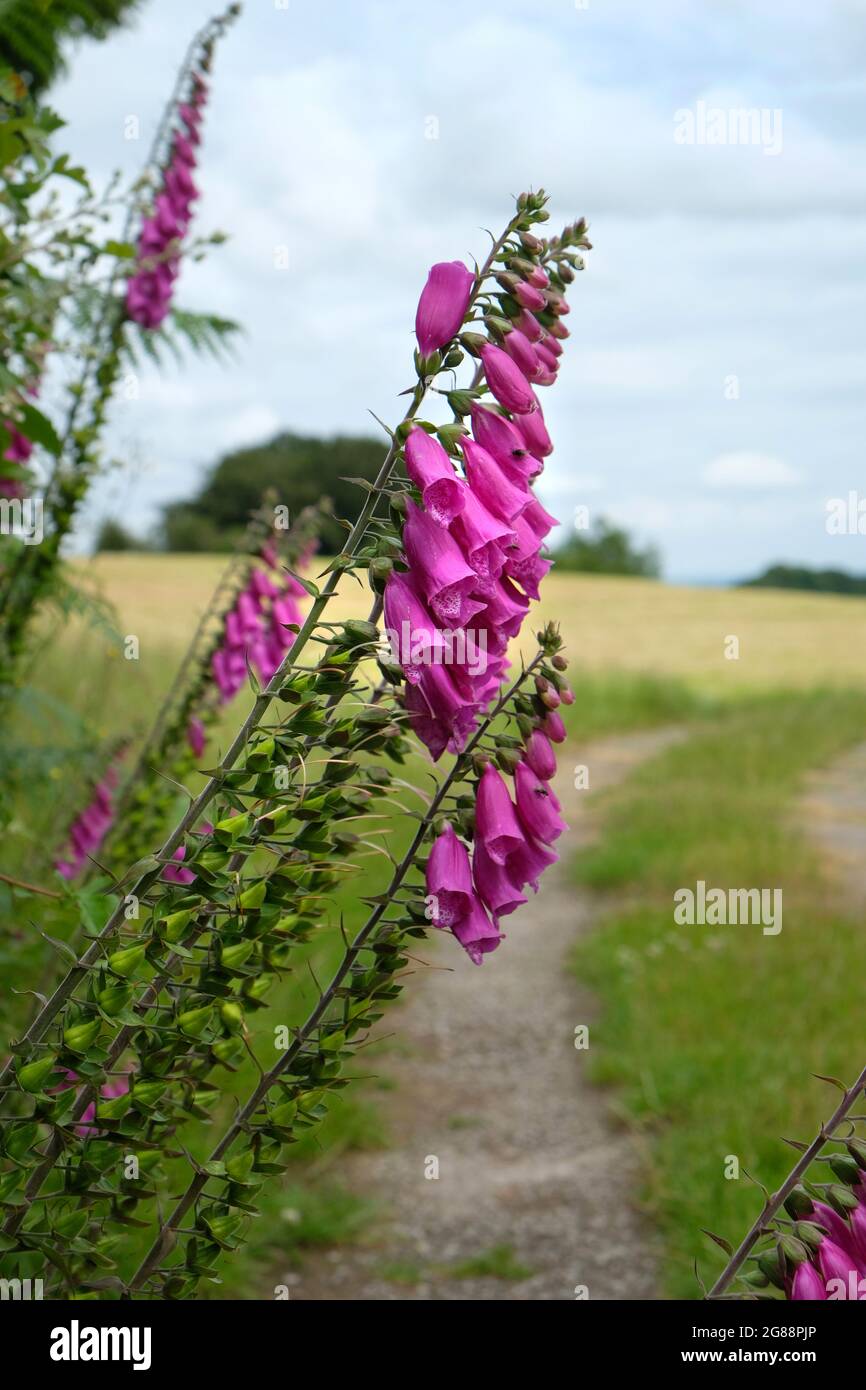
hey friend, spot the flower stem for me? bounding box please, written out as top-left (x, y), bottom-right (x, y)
top-left (708, 1061), bottom-right (866, 1297)
top-left (128, 650), bottom-right (545, 1292)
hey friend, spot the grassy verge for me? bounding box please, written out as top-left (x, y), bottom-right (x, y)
top-left (559, 671), bottom-right (715, 742)
top-left (572, 687), bottom-right (866, 1298)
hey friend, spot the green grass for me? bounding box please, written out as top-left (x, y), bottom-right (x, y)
top-left (380, 1259), bottom-right (424, 1285)
top-left (202, 1183), bottom-right (379, 1298)
top-left (10, 560), bottom-right (866, 1300)
top-left (445, 1243), bottom-right (533, 1281)
top-left (559, 671), bottom-right (716, 742)
top-left (572, 687), bottom-right (866, 1298)
top-left (380, 1244), bottom-right (533, 1286)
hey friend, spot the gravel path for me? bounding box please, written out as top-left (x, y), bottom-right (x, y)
top-left (798, 741), bottom-right (866, 910)
top-left (281, 727), bottom-right (683, 1301)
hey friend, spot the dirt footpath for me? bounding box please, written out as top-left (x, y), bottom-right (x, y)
top-left (282, 728), bottom-right (683, 1300)
top-left (798, 740), bottom-right (866, 910)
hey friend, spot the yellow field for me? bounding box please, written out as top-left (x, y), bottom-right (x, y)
top-left (79, 556), bottom-right (866, 693)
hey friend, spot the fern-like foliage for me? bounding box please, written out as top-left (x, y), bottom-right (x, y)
top-left (126, 305), bottom-right (243, 367)
top-left (66, 281), bottom-right (242, 366)
top-left (0, 0), bottom-right (145, 93)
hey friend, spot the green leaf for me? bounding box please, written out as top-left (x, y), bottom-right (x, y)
top-left (18, 403), bottom-right (61, 456)
top-left (103, 239), bottom-right (136, 259)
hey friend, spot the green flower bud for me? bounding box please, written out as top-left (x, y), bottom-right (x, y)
top-left (178, 1005), bottom-right (213, 1038)
top-left (107, 943), bottom-right (147, 978)
top-left (340, 618), bottom-right (381, 647)
top-left (793, 1221), bottom-right (825, 1254)
top-left (446, 390), bottom-right (477, 417)
top-left (459, 332), bottom-right (487, 357)
top-left (97, 983), bottom-right (133, 1016)
top-left (778, 1234), bottom-right (809, 1266)
top-left (435, 422), bottom-right (468, 455)
top-left (826, 1182), bottom-right (859, 1213)
top-left (203, 1212), bottom-right (245, 1247)
top-left (220, 940), bottom-right (255, 972)
top-left (756, 1251), bottom-right (785, 1290)
top-left (829, 1153), bottom-right (863, 1186)
top-left (212, 1037), bottom-right (244, 1066)
top-left (132, 1080), bottom-right (167, 1109)
top-left (160, 909), bottom-right (193, 943)
top-left (846, 1137), bottom-right (866, 1170)
top-left (496, 748), bottom-right (522, 775)
top-left (63, 1018), bottom-right (102, 1054)
top-left (784, 1185), bottom-right (814, 1219)
top-left (219, 1000), bottom-right (245, 1033)
top-left (369, 555), bottom-right (394, 593)
top-left (242, 973), bottom-right (275, 1003)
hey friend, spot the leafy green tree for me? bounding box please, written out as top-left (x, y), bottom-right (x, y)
top-left (0, 0), bottom-right (146, 94)
top-left (554, 516), bottom-right (661, 577)
top-left (740, 564), bottom-right (866, 595)
top-left (161, 432), bottom-right (387, 553)
top-left (94, 516), bottom-right (147, 551)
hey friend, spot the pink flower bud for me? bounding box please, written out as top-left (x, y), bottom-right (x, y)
top-left (414, 260), bottom-right (475, 356)
top-left (480, 344), bottom-right (537, 415)
top-left (543, 709), bottom-right (567, 743)
top-left (501, 327), bottom-right (542, 381)
top-left (514, 396), bottom-right (553, 456)
top-left (515, 308), bottom-right (543, 342)
top-left (512, 280), bottom-right (546, 312)
top-left (534, 342), bottom-right (559, 373)
top-left (525, 730), bottom-right (557, 781)
top-left (533, 363), bottom-right (558, 387)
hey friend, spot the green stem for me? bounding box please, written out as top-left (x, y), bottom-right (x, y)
top-left (128, 651), bottom-right (544, 1292)
top-left (707, 1059), bottom-right (866, 1297)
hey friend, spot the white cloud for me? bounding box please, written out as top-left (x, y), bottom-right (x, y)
top-left (703, 452), bottom-right (801, 489)
top-left (50, 0), bottom-right (866, 580)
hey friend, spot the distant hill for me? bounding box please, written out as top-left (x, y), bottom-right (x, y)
top-left (739, 564), bottom-right (866, 596)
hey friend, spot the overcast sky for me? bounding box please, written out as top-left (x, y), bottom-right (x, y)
top-left (53, 0), bottom-right (866, 582)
